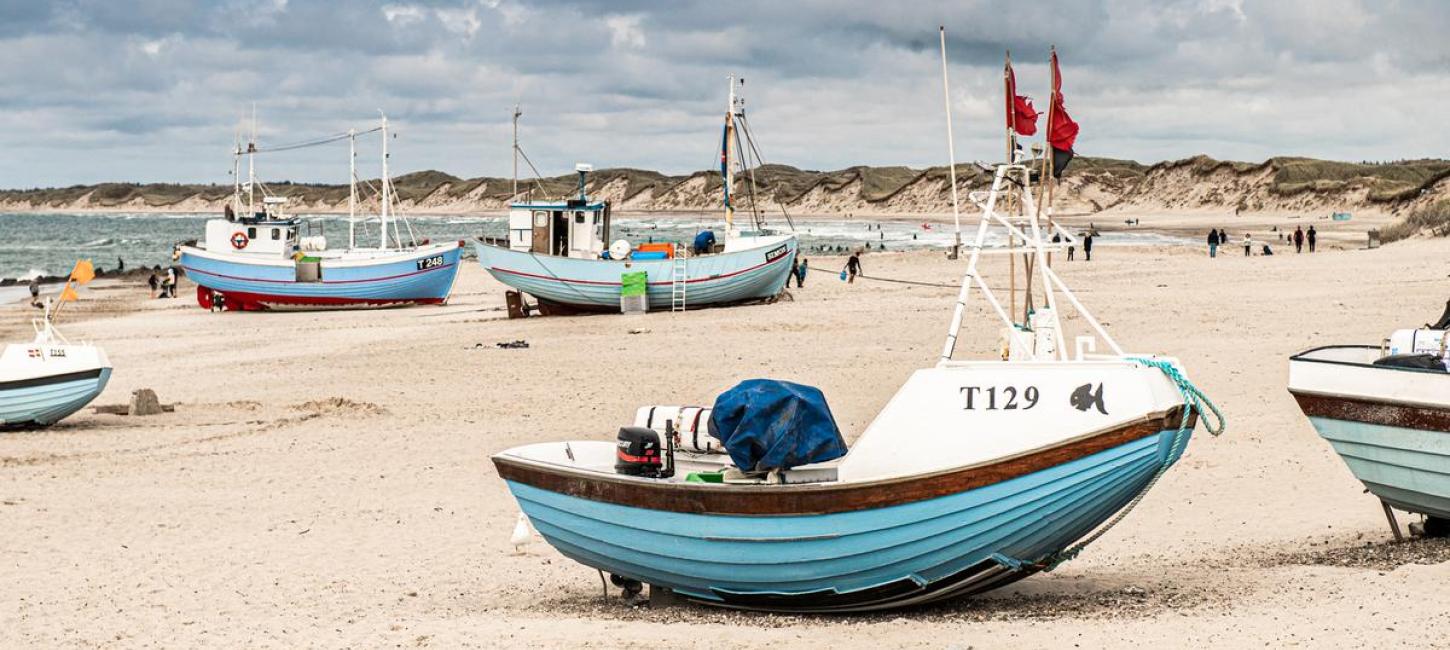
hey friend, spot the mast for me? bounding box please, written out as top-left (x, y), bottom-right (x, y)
top-left (248, 103), bottom-right (257, 217)
top-left (939, 26), bottom-right (963, 260)
top-left (723, 75), bottom-right (737, 237)
top-left (512, 104), bottom-right (521, 200)
top-left (379, 111), bottom-right (390, 250)
top-left (232, 126), bottom-right (241, 215)
top-left (348, 128), bottom-right (357, 249)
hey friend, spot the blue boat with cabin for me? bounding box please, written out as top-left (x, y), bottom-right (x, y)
top-left (475, 78), bottom-right (797, 313)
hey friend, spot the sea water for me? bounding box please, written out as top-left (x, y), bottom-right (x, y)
top-left (0, 212), bottom-right (1191, 282)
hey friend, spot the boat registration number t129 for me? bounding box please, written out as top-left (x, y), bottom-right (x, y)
top-left (416, 256), bottom-right (446, 270)
top-left (961, 385), bottom-right (1039, 410)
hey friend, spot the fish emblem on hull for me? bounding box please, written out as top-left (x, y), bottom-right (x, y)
top-left (1070, 383), bottom-right (1107, 414)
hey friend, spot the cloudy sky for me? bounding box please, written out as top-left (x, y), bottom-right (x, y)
top-left (1, 0), bottom-right (1446, 188)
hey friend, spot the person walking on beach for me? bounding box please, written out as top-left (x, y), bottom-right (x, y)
top-left (845, 252), bottom-right (862, 283)
top-left (1207, 229), bottom-right (1220, 257)
top-left (1082, 233), bottom-right (1094, 261)
top-left (790, 256), bottom-right (800, 288)
top-left (1243, 233), bottom-right (1253, 257)
top-left (1219, 229), bottom-right (1229, 245)
top-left (147, 271), bottom-right (159, 297)
top-left (797, 258), bottom-right (809, 288)
top-left (163, 267), bottom-right (177, 298)
top-left (1307, 226), bottom-right (1317, 252)
top-left (1294, 226), bottom-right (1304, 253)
top-left (28, 277), bottom-right (41, 308)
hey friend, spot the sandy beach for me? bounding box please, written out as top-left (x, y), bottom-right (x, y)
top-left (2, 233), bottom-right (1449, 647)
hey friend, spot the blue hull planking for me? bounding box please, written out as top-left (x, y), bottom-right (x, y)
top-left (1308, 416), bottom-right (1450, 519)
top-left (0, 368), bottom-right (112, 428)
top-left (180, 245), bottom-right (462, 306)
top-left (474, 239), bottom-right (797, 310)
top-left (505, 427), bottom-right (1187, 610)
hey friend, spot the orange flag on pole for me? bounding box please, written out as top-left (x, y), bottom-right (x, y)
top-left (59, 285), bottom-right (79, 302)
top-left (69, 259), bottom-right (95, 285)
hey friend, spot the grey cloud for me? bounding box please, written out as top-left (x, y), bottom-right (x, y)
top-left (0, 0), bottom-right (1446, 187)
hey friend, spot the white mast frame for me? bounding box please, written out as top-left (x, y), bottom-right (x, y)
top-left (934, 48), bottom-right (1123, 365)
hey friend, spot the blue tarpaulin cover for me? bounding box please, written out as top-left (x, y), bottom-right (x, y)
top-left (709, 379), bottom-right (848, 472)
top-left (693, 230), bottom-right (717, 254)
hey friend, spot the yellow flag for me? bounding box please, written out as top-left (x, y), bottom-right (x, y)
top-left (59, 285), bottom-right (79, 302)
top-left (70, 260), bottom-right (95, 285)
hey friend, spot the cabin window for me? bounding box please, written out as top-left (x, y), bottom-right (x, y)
top-left (532, 211), bottom-right (549, 227)
top-left (271, 228), bottom-right (281, 240)
top-left (247, 227), bottom-right (257, 239)
top-left (575, 212), bottom-right (586, 224)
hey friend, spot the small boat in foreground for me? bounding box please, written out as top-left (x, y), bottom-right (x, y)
top-left (1288, 308), bottom-right (1450, 537)
top-left (178, 114), bottom-right (462, 311)
top-left (492, 49), bottom-right (1225, 608)
top-left (475, 78), bottom-right (796, 313)
top-left (1, 264), bottom-right (111, 428)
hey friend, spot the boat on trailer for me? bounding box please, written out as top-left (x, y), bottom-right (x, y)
top-left (1288, 310), bottom-right (1450, 538)
top-left (474, 77), bottom-right (797, 313)
top-left (491, 44), bottom-right (1224, 608)
top-left (178, 113), bottom-right (462, 311)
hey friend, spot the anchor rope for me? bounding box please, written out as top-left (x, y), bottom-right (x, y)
top-left (1040, 357), bottom-right (1225, 570)
top-left (853, 274), bottom-right (960, 289)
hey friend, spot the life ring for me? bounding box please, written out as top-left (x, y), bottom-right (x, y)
top-left (231, 231), bottom-right (249, 249)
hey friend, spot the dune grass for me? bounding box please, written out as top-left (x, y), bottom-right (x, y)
top-left (1380, 200), bottom-right (1450, 243)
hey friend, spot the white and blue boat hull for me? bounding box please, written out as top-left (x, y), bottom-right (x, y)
top-left (1289, 345), bottom-right (1450, 523)
top-left (0, 368), bottom-right (112, 428)
top-left (495, 410), bottom-right (1191, 612)
top-left (179, 243), bottom-right (463, 311)
top-left (474, 236), bottom-right (797, 311)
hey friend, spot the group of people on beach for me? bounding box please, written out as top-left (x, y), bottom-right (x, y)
top-left (1208, 225), bottom-right (1316, 257)
top-left (1212, 224), bottom-right (1316, 258)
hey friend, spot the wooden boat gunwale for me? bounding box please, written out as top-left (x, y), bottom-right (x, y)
top-left (495, 406), bottom-right (1190, 517)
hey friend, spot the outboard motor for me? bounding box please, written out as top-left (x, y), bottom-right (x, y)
top-left (615, 427), bottom-right (663, 476)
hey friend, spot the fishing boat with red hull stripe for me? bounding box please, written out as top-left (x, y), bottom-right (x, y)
top-left (177, 112), bottom-right (461, 311)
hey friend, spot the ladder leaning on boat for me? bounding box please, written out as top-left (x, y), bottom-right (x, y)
top-left (670, 243), bottom-right (688, 312)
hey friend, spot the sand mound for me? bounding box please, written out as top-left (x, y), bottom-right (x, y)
top-left (290, 397), bottom-right (387, 417)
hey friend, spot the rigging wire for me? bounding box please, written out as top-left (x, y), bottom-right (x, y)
top-left (737, 114), bottom-right (796, 233)
top-left (249, 126), bottom-right (383, 155)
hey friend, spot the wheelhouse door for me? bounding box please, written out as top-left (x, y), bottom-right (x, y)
top-left (530, 210), bottom-right (550, 253)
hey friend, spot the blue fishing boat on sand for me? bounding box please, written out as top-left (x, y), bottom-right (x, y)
top-left (475, 78), bottom-right (796, 313)
top-left (493, 146), bottom-right (1224, 611)
top-left (178, 113), bottom-right (462, 311)
top-left (1289, 313), bottom-right (1450, 538)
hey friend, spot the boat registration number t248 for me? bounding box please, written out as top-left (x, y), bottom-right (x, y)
top-left (961, 385), bottom-right (1039, 410)
top-left (416, 256), bottom-right (446, 270)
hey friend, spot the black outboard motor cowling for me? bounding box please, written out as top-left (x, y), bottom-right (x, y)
top-left (615, 427), bottom-right (663, 476)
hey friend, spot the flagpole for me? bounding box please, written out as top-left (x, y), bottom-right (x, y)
top-left (1004, 50), bottom-right (1017, 321)
top-left (1038, 47), bottom-right (1058, 281)
top-left (939, 26), bottom-right (962, 260)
